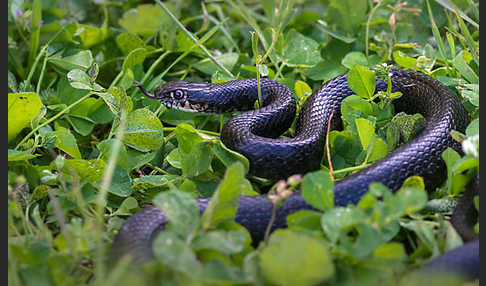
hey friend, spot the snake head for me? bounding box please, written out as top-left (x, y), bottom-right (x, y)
top-left (153, 80), bottom-right (189, 107)
top-left (150, 80), bottom-right (216, 113)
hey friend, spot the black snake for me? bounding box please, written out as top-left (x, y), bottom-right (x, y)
top-left (112, 69), bottom-right (478, 280)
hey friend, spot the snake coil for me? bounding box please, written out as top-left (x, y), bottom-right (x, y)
top-left (113, 69), bottom-right (478, 280)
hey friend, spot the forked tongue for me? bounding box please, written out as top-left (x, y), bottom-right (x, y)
top-left (133, 81), bottom-right (157, 99)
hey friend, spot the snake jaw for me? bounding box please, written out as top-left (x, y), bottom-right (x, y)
top-left (167, 100), bottom-right (213, 113)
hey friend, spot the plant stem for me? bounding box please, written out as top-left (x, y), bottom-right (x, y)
top-left (264, 203), bottom-right (277, 242)
top-left (28, 0), bottom-right (42, 70)
top-left (94, 111), bottom-right (127, 284)
top-left (15, 92), bottom-right (93, 150)
top-left (326, 109), bottom-right (335, 181)
top-left (146, 163), bottom-right (170, 175)
top-left (36, 54), bottom-right (48, 95)
top-left (109, 70), bottom-right (124, 89)
top-left (156, 0), bottom-right (234, 77)
top-left (25, 45), bottom-right (48, 91)
top-left (143, 51), bottom-right (171, 83)
top-left (129, 50), bottom-right (170, 98)
top-left (25, 28), bottom-right (65, 91)
top-left (333, 163), bottom-right (373, 175)
top-left (163, 127), bottom-right (220, 137)
top-left (365, 1), bottom-right (383, 59)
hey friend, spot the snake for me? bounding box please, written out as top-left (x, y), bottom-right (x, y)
top-left (112, 69), bottom-right (478, 280)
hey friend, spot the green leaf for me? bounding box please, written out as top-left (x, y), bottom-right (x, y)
top-left (175, 31), bottom-right (204, 53)
top-left (153, 232), bottom-right (201, 275)
top-left (76, 24), bottom-right (110, 49)
top-left (8, 149), bottom-right (38, 161)
top-left (49, 130), bottom-right (82, 159)
top-left (57, 76), bottom-right (89, 106)
top-left (8, 70), bottom-right (18, 92)
top-left (372, 242), bottom-right (406, 260)
top-left (61, 159), bottom-right (106, 184)
top-left (118, 4), bottom-right (171, 38)
top-left (460, 83), bottom-right (479, 106)
top-left (282, 29), bottom-right (321, 67)
top-left (301, 170), bottom-right (334, 211)
top-left (321, 207), bottom-right (364, 243)
top-left (382, 187), bottom-right (427, 225)
top-left (175, 124), bottom-right (204, 153)
top-left (385, 122), bottom-right (401, 150)
top-left (121, 108), bottom-right (164, 152)
top-left (153, 190), bottom-right (200, 237)
top-left (66, 115), bottom-right (95, 136)
top-left (97, 138), bottom-right (156, 171)
top-left (294, 80), bottom-right (312, 102)
top-left (452, 157), bottom-right (478, 174)
top-left (341, 52), bottom-right (369, 69)
top-left (192, 230), bottom-right (246, 254)
top-left (9, 240), bottom-right (50, 265)
top-left (212, 140), bottom-right (250, 174)
top-left (305, 60), bottom-right (347, 81)
top-left (347, 65), bottom-right (376, 99)
top-left (160, 109), bottom-right (198, 126)
top-left (392, 50), bottom-right (417, 70)
top-left (181, 141), bottom-right (213, 177)
top-left (131, 175), bottom-right (179, 191)
top-left (200, 259), bottom-right (247, 283)
top-left (391, 112), bottom-right (427, 142)
top-left (67, 97), bottom-right (100, 135)
top-left (48, 49), bottom-right (93, 71)
top-left (367, 137), bottom-right (388, 162)
top-left (465, 118), bottom-right (479, 137)
top-left (193, 53), bottom-right (239, 75)
top-left (442, 147), bottom-right (461, 169)
top-left (122, 48), bottom-right (147, 72)
top-left (240, 65), bottom-right (275, 78)
top-left (8, 92), bottom-right (43, 142)
top-left (453, 51), bottom-right (478, 84)
top-left (95, 165), bottom-right (132, 197)
top-left (201, 162), bottom-right (252, 229)
top-left (355, 118), bottom-right (375, 150)
top-left (86, 98), bottom-right (114, 124)
top-left (327, 0), bottom-right (368, 34)
top-left (259, 230), bottom-right (334, 286)
top-left (317, 23), bottom-right (356, 43)
top-left (66, 69), bottom-right (92, 90)
top-left (401, 176), bottom-right (425, 190)
top-left (112, 197), bottom-right (139, 216)
top-left (166, 148), bottom-right (182, 169)
top-left (341, 95), bottom-right (373, 119)
top-left (338, 223), bottom-right (381, 259)
top-left (400, 220), bottom-right (440, 257)
top-left (47, 255), bottom-right (77, 286)
top-left (115, 33), bottom-right (148, 55)
top-left (286, 210), bottom-right (323, 232)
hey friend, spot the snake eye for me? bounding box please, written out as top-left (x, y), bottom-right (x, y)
top-left (173, 90), bottom-right (184, 100)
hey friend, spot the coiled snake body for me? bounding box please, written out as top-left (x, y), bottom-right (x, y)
top-left (113, 69), bottom-right (478, 279)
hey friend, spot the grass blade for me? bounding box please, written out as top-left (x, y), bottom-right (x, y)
top-left (433, 0), bottom-right (478, 29)
top-left (452, 7), bottom-right (479, 66)
top-left (28, 0), bottom-right (42, 69)
top-left (156, 0), bottom-right (234, 77)
top-left (157, 18), bottom-right (228, 81)
top-left (426, 0), bottom-right (451, 74)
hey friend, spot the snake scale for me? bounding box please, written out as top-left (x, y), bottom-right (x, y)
top-left (112, 69), bottom-right (478, 280)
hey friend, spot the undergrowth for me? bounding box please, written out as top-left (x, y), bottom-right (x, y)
top-left (8, 0), bottom-right (479, 285)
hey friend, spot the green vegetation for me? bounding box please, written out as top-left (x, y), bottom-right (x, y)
top-left (8, 0), bottom-right (478, 285)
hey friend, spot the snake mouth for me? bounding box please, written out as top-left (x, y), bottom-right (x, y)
top-left (162, 99), bottom-right (213, 113)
